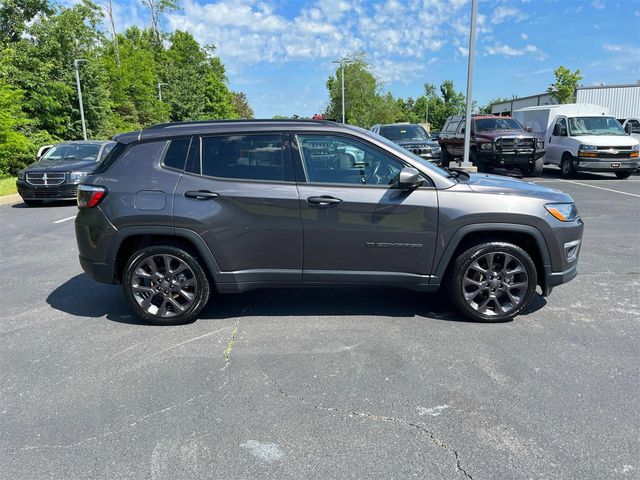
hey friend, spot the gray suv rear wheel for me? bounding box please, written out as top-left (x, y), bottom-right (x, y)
top-left (123, 246), bottom-right (210, 325)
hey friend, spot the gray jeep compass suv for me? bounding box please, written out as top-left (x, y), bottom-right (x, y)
top-left (75, 119), bottom-right (583, 325)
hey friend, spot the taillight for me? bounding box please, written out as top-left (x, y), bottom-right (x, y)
top-left (77, 184), bottom-right (108, 209)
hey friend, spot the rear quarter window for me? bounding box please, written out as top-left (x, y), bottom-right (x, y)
top-left (162, 138), bottom-right (192, 170)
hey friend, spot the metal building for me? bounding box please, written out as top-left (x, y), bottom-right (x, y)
top-left (575, 83), bottom-right (640, 120)
top-left (491, 93), bottom-right (557, 116)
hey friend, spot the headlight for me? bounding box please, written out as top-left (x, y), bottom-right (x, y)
top-left (480, 143), bottom-right (493, 150)
top-left (545, 203), bottom-right (579, 222)
top-left (578, 144), bottom-right (597, 151)
top-left (17, 172), bottom-right (25, 180)
top-left (69, 171), bottom-right (89, 183)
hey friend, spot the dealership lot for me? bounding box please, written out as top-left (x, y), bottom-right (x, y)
top-left (1, 169), bottom-right (638, 479)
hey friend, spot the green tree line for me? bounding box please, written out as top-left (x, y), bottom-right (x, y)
top-left (0, 0), bottom-right (253, 176)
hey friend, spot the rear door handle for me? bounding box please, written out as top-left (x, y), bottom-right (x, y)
top-left (184, 190), bottom-right (219, 200)
top-left (307, 195), bottom-right (343, 207)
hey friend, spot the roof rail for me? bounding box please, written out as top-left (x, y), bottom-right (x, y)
top-left (144, 118), bottom-right (337, 131)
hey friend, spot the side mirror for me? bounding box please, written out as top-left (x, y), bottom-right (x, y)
top-left (524, 126), bottom-right (532, 133)
top-left (393, 167), bottom-right (423, 190)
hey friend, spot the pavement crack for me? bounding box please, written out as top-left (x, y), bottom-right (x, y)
top-left (218, 306), bottom-right (248, 388)
top-left (265, 374), bottom-right (472, 479)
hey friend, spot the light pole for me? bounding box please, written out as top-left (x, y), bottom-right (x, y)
top-left (332, 57), bottom-right (354, 124)
top-left (462, 0), bottom-right (478, 167)
top-left (74, 59), bottom-right (88, 141)
top-left (157, 82), bottom-right (168, 101)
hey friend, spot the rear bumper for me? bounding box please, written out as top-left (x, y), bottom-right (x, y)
top-left (17, 180), bottom-right (78, 200)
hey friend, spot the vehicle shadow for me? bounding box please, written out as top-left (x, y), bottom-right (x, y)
top-left (11, 200), bottom-right (77, 209)
top-left (47, 273), bottom-right (547, 326)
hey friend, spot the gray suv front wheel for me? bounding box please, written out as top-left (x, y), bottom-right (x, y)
top-left (448, 242), bottom-right (537, 322)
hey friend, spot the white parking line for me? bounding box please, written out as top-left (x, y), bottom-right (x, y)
top-left (562, 180), bottom-right (640, 198)
top-left (53, 215), bottom-right (76, 224)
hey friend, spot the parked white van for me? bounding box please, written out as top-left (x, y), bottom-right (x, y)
top-left (514, 104), bottom-right (639, 179)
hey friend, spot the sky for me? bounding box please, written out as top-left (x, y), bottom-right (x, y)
top-left (100, 0), bottom-right (640, 117)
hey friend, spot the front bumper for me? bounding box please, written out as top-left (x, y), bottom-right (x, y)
top-left (477, 148), bottom-right (546, 166)
top-left (542, 264), bottom-right (578, 296)
top-left (574, 158), bottom-right (639, 172)
top-left (17, 180), bottom-right (79, 200)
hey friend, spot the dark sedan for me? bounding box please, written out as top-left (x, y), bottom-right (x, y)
top-left (17, 141), bottom-right (115, 206)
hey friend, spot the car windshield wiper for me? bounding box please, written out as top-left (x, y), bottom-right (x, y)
top-left (444, 168), bottom-right (470, 182)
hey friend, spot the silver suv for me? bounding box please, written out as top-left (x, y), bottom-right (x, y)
top-left (75, 119), bottom-right (583, 325)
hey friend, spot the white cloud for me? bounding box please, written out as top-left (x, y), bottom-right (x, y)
top-left (165, 0), bottom-right (470, 73)
top-left (485, 43), bottom-right (547, 61)
top-left (521, 33), bottom-right (528, 40)
top-left (491, 6), bottom-right (527, 24)
top-left (591, 0), bottom-right (605, 9)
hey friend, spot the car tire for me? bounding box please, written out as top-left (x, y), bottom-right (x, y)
top-left (23, 199), bottom-right (43, 206)
top-left (440, 145), bottom-right (452, 168)
top-left (470, 151), bottom-right (488, 173)
top-left (522, 156), bottom-right (544, 177)
top-left (447, 242), bottom-right (538, 323)
top-left (122, 245), bottom-right (211, 325)
top-left (560, 154), bottom-right (576, 178)
top-left (614, 171), bottom-right (632, 179)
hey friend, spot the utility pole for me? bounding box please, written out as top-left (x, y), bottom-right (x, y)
top-left (74, 59), bottom-right (88, 141)
top-left (157, 82), bottom-right (168, 101)
top-left (332, 57), bottom-right (354, 124)
top-left (462, 0), bottom-right (477, 167)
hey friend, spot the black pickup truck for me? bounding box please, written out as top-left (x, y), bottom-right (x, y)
top-left (438, 115), bottom-right (545, 176)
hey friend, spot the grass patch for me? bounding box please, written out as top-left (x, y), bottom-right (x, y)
top-left (0, 177), bottom-right (17, 197)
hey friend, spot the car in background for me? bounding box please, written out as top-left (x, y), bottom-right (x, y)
top-left (429, 130), bottom-right (440, 141)
top-left (619, 118), bottom-right (640, 142)
top-left (36, 144), bottom-right (54, 160)
top-left (17, 140), bottom-right (115, 206)
top-left (371, 123), bottom-right (441, 164)
top-left (438, 115), bottom-right (545, 176)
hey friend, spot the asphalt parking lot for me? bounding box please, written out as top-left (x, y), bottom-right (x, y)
top-left (1, 168), bottom-right (639, 480)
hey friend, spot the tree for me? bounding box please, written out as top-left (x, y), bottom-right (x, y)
top-left (231, 92), bottom-right (254, 119)
top-left (0, 0), bottom-right (53, 44)
top-left (324, 52), bottom-right (401, 128)
top-left (100, 0), bottom-right (120, 67)
top-left (547, 66), bottom-right (582, 104)
top-left (141, 0), bottom-right (179, 42)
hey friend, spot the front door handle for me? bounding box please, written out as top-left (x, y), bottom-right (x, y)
top-left (185, 190), bottom-right (219, 200)
top-left (307, 195), bottom-right (343, 207)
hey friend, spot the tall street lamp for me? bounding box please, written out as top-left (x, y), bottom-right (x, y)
top-left (74, 59), bottom-right (88, 141)
top-left (157, 82), bottom-right (168, 101)
top-left (462, 0), bottom-right (478, 167)
top-left (332, 57), bottom-right (354, 124)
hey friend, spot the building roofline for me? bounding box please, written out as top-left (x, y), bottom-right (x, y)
top-left (576, 83), bottom-right (640, 91)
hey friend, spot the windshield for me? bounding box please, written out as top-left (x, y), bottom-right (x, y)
top-left (380, 125), bottom-right (429, 141)
top-left (474, 118), bottom-right (523, 132)
top-left (568, 116), bottom-right (626, 136)
top-left (41, 144), bottom-right (102, 162)
top-left (358, 126), bottom-right (452, 178)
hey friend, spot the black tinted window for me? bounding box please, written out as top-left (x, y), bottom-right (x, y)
top-left (445, 121), bottom-right (459, 132)
top-left (163, 138), bottom-right (192, 170)
top-left (202, 134), bottom-right (287, 181)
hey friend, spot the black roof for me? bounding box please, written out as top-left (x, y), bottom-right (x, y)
top-left (113, 119), bottom-right (351, 144)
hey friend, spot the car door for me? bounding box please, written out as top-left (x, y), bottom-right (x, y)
top-left (173, 132), bottom-right (303, 284)
top-left (453, 120), bottom-right (466, 157)
top-left (292, 133), bottom-right (439, 286)
top-left (546, 117), bottom-right (568, 165)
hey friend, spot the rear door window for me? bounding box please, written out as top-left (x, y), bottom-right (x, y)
top-left (201, 134), bottom-right (292, 182)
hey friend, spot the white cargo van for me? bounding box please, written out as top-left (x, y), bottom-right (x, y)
top-left (514, 104), bottom-right (639, 179)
